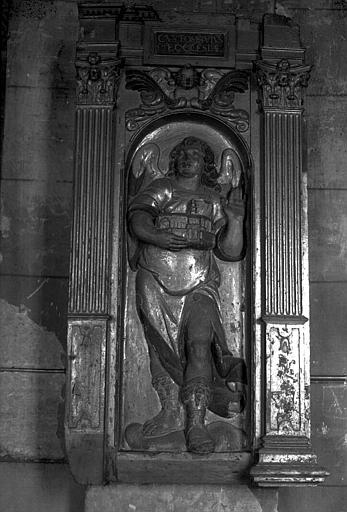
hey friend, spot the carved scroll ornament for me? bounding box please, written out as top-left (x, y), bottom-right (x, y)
top-left (125, 66), bottom-right (249, 132)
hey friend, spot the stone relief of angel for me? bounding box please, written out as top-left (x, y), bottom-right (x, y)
top-left (126, 136), bottom-right (247, 454)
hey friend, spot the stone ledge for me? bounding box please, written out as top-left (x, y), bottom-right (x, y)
top-left (85, 484), bottom-right (278, 512)
top-left (116, 451), bottom-right (251, 485)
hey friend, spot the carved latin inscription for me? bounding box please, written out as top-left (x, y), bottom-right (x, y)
top-left (144, 25), bottom-right (235, 66)
top-left (154, 32), bottom-right (225, 56)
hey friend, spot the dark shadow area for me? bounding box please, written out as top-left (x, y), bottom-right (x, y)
top-left (0, 462), bottom-right (85, 512)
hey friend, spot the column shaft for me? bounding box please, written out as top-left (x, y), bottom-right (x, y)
top-left (65, 47), bottom-right (121, 484)
top-left (251, 59), bottom-right (328, 486)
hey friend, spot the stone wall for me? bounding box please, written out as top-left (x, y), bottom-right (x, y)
top-left (0, 1), bottom-right (346, 511)
top-left (0, 1), bottom-right (84, 509)
top-left (279, 2), bottom-right (347, 508)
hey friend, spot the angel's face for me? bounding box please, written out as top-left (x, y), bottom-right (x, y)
top-left (175, 146), bottom-right (205, 178)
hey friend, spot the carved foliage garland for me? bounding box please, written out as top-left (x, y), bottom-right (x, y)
top-left (69, 323), bottom-right (106, 430)
top-left (267, 325), bottom-right (301, 433)
top-left (256, 59), bottom-right (311, 109)
top-left (76, 52), bottom-right (122, 105)
top-left (125, 66), bottom-right (249, 131)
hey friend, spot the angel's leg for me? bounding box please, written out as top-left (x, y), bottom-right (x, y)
top-left (142, 345), bottom-right (184, 438)
top-left (181, 293), bottom-right (215, 453)
top-left (135, 269), bottom-right (184, 437)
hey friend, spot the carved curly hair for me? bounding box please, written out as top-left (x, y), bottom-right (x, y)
top-left (168, 136), bottom-right (220, 190)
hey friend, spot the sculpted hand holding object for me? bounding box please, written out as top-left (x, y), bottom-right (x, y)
top-left (127, 136), bottom-right (247, 454)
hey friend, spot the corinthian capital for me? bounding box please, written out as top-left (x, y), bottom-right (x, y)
top-left (76, 51), bottom-right (122, 106)
top-left (256, 59), bottom-right (311, 110)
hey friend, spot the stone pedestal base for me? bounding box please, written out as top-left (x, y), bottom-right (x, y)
top-left (85, 484), bottom-right (278, 512)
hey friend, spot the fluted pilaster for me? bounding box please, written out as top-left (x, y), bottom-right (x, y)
top-left (251, 58), bottom-right (328, 486)
top-left (65, 44), bottom-right (122, 484)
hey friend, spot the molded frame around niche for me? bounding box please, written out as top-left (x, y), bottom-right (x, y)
top-left (110, 113), bottom-right (254, 483)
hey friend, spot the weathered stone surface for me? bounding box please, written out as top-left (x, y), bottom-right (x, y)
top-left (158, 10), bottom-right (235, 24)
top-left (308, 190), bottom-right (347, 282)
top-left (310, 282), bottom-right (347, 376)
top-left (290, 9), bottom-right (347, 95)
top-left (0, 462), bottom-right (85, 512)
top-left (0, 372), bottom-right (65, 460)
top-left (0, 276), bottom-right (68, 347)
top-left (146, 0), bottom-right (201, 11)
top-left (2, 85), bottom-right (74, 181)
top-left (7, 1), bottom-right (78, 89)
top-left (117, 452), bottom-right (251, 485)
top-left (129, 0), bottom-right (273, 14)
top-left (0, 298), bottom-right (65, 369)
top-left (0, 180), bottom-right (72, 276)
top-left (306, 96), bottom-right (347, 189)
top-left (278, 0), bottom-right (338, 9)
top-left (66, 432), bottom-right (104, 486)
top-left (279, 485), bottom-right (347, 512)
top-left (311, 381), bottom-right (347, 486)
top-left (86, 484), bottom-right (278, 512)
top-left (218, 0), bottom-right (273, 14)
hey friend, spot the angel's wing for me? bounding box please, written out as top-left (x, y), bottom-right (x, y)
top-left (218, 148), bottom-right (243, 199)
top-left (128, 143), bottom-right (164, 197)
top-left (125, 69), bottom-right (179, 108)
top-left (209, 70), bottom-right (249, 107)
top-left (127, 143), bottom-right (167, 270)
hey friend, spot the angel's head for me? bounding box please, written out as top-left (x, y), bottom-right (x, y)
top-left (168, 137), bottom-right (219, 189)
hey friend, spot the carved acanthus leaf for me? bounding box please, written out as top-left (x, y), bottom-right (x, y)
top-left (256, 59), bottom-right (311, 109)
top-left (125, 66), bottom-right (249, 132)
top-left (76, 52), bottom-right (122, 106)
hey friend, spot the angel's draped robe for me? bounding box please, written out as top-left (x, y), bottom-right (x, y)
top-left (128, 177), bottom-right (247, 417)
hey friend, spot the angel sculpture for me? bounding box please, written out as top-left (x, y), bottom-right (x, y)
top-left (127, 136), bottom-right (247, 454)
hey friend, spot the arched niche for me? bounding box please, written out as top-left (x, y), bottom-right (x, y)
top-left (116, 113), bottom-right (253, 457)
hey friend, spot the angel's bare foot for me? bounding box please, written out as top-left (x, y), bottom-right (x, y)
top-left (142, 406), bottom-right (184, 438)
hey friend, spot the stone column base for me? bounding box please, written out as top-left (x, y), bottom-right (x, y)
top-left (85, 484), bottom-right (278, 512)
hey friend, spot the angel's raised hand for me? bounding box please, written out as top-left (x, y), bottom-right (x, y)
top-left (224, 186), bottom-right (246, 217)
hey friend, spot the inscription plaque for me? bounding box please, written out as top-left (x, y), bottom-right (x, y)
top-left (154, 32), bottom-right (225, 57)
top-left (144, 25), bottom-right (235, 67)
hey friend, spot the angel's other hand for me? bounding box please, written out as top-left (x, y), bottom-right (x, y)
top-left (155, 230), bottom-right (189, 251)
